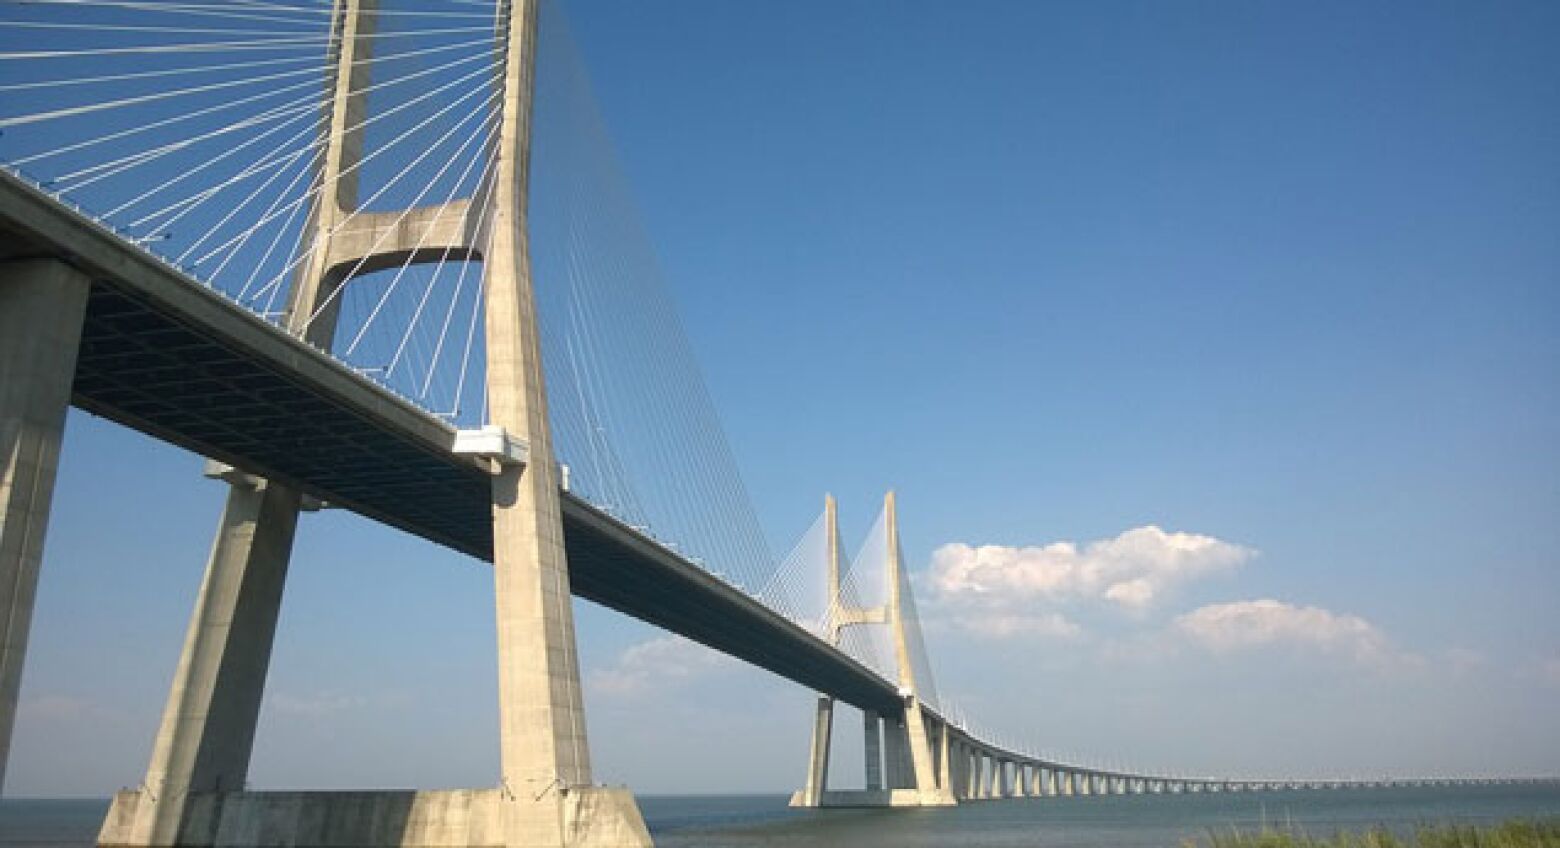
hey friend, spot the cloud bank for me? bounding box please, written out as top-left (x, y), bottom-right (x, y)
top-left (931, 525), bottom-right (1254, 611)
top-left (1172, 599), bottom-right (1406, 666)
top-left (588, 636), bottom-right (732, 697)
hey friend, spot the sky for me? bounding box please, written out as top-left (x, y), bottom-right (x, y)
top-left (8, 0), bottom-right (1560, 796)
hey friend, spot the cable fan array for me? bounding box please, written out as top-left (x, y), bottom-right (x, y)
top-left (759, 500), bottom-right (942, 707)
top-left (0, 0), bottom-right (818, 623)
top-left (1, 0), bottom-right (503, 424)
top-left (528, 0), bottom-right (809, 613)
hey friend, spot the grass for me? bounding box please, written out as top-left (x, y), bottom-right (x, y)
top-left (1183, 820), bottom-right (1560, 848)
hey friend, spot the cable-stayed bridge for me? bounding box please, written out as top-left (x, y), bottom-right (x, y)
top-left (0, 2), bottom-right (1546, 847)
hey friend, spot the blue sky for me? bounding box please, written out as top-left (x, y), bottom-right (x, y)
top-left (9, 0), bottom-right (1559, 795)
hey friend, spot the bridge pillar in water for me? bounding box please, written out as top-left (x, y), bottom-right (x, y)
top-left (951, 743), bottom-right (963, 800)
top-left (935, 721), bottom-right (953, 796)
top-left (0, 259), bottom-right (90, 796)
top-left (790, 493), bottom-right (951, 808)
top-left (882, 715), bottom-right (910, 789)
top-left (864, 710), bottom-right (884, 792)
top-left (796, 695), bottom-right (833, 807)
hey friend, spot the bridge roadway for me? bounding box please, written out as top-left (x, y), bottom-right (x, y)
top-left (6, 168), bottom-right (1552, 802)
top-left (0, 167), bottom-right (902, 719)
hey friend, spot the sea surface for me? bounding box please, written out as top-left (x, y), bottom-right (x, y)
top-left (3, 785), bottom-right (1558, 847)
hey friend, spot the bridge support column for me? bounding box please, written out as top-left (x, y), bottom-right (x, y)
top-left (480, 3), bottom-right (648, 843)
top-left (0, 259), bottom-right (90, 796)
top-left (898, 701), bottom-right (951, 804)
top-left (882, 715), bottom-right (907, 789)
top-left (863, 710), bottom-right (883, 792)
top-left (935, 721), bottom-right (952, 796)
top-left (792, 695), bottom-right (833, 807)
top-left (106, 472), bottom-right (303, 845)
top-left (948, 738), bottom-right (960, 798)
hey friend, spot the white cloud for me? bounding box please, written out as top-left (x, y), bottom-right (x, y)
top-left (931, 525), bottom-right (1253, 610)
top-left (1172, 599), bottom-right (1407, 666)
top-left (961, 612), bottom-right (1082, 641)
top-left (588, 636), bottom-right (732, 697)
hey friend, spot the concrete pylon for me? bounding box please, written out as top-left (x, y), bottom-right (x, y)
top-left (478, 0), bottom-right (646, 843)
top-left (0, 260), bottom-right (90, 797)
top-left (797, 491), bottom-right (953, 807)
top-left (98, 1), bottom-right (650, 845)
top-left (882, 492), bottom-right (955, 806)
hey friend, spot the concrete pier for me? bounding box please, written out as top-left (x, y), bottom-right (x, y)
top-left (110, 476), bottom-right (303, 844)
top-left (798, 695), bottom-right (833, 807)
top-left (0, 259), bottom-right (90, 796)
top-left (863, 710), bottom-right (884, 791)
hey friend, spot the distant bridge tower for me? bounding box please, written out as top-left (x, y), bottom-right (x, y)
top-left (92, 2), bottom-right (650, 846)
top-left (791, 492), bottom-right (956, 808)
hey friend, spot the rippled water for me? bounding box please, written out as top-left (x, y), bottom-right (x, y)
top-left (4, 785), bottom-right (1558, 847)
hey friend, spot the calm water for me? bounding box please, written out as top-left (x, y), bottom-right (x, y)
top-left (3, 786), bottom-right (1558, 847)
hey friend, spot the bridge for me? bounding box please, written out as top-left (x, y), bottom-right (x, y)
top-left (0, 2), bottom-right (1547, 847)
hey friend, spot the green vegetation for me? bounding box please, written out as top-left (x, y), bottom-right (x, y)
top-left (1186, 820), bottom-right (1560, 848)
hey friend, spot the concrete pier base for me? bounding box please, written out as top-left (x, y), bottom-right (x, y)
top-left (0, 259), bottom-right (90, 794)
top-left (99, 788), bottom-right (650, 848)
top-left (790, 695), bottom-right (833, 808)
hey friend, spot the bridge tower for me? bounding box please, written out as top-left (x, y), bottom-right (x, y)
top-left (93, 2), bottom-right (650, 846)
top-left (790, 492), bottom-right (956, 808)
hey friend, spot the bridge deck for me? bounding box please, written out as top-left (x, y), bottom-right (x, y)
top-left (0, 168), bottom-right (902, 717)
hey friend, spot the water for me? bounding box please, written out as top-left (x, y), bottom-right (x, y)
top-left (4, 786), bottom-right (1558, 847)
